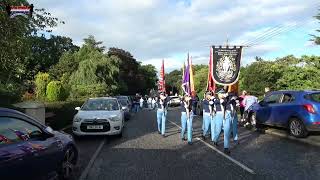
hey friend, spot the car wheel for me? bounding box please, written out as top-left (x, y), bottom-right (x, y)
top-left (59, 146), bottom-right (77, 180)
top-left (289, 118), bottom-right (308, 138)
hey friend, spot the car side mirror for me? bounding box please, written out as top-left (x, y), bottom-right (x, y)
top-left (75, 107), bottom-right (81, 111)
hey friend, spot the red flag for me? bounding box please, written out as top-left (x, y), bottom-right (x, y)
top-left (159, 60), bottom-right (166, 92)
top-left (207, 47), bottom-right (216, 93)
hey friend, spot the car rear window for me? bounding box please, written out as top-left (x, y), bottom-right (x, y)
top-left (304, 93), bottom-right (320, 103)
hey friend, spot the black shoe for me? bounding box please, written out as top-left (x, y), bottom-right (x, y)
top-left (183, 137), bottom-right (187, 141)
top-left (213, 142), bottom-right (218, 146)
top-left (234, 140), bottom-right (240, 145)
top-left (224, 148), bottom-right (231, 155)
top-left (188, 142), bottom-right (193, 145)
top-left (162, 134), bottom-right (166, 138)
top-left (158, 131), bottom-right (161, 134)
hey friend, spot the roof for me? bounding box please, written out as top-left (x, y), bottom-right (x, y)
top-left (88, 97), bottom-right (117, 100)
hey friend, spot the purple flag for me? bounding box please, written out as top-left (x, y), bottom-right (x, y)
top-left (182, 60), bottom-right (190, 95)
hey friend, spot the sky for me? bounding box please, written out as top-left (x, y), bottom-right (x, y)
top-left (29, 0), bottom-right (320, 72)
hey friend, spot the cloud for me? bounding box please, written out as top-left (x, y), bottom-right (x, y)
top-left (29, 0), bottom-right (320, 71)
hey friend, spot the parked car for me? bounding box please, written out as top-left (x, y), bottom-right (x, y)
top-left (0, 108), bottom-right (78, 180)
top-left (72, 97), bottom-right (124, 137)
top-left (249, 90), bottom-right (320, 137)
top-left (168, 96), bottom-right (181, 107)
top-left (117, 98), bottom-right (131, 120)
top-left (115, 96), bottom-right (132, 108)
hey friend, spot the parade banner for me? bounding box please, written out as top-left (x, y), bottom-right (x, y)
top-left (211, 46), bottom-right (242, 86)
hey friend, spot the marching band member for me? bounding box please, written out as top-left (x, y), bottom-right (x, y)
top-left (202, 92), bottom-right (213, 140)
top-left (225, 92), bottom-right (240, 145)
top-left (180, 95), bottom-right (188, 141)
top-left (183, 94), bottom-right (193, 145)
top-left (156, 92), bottom-right (170, 137)
top-left (212, 89), bottom-right (232, 154)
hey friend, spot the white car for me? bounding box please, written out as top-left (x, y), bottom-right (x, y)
top-left (72, 97), bottom-right (124, 137)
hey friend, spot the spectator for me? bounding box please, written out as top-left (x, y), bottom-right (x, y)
top-left (243, 92), bottom-right (258, 127)
top-left (148, 97), bottom-right (152, 109)
top-left (239, 90), bottom-right (247, 122)
top-left (151, 97), bottom-right (156, 109)
top-left (191, 91), bottom-right (199, 115)
top-left (264, 87), bottom-right (271, 97)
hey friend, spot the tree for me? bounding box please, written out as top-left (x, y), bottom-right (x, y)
top-left (35, 72), bottom-right (50, 99)
top-left (24, 35), bottom-right (79, 80)
top-left (165, 70), bottom-right (182, 95)
top-left (312, 9), bottom-right (320, 45)
top-left (0, 0), bottom-right (62, 101)
top-left (107, 47), bottom-right (141, 95)
top-left (83, 35), bottom-right (105, 52)
top-left (137, 64), bottom-right (158, 94)
top-left (194, 67), bottom-right (208, 98)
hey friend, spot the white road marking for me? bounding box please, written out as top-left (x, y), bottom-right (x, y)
top-left (79, 138), bottom-right (106, 180)
top-left (168, 120), bottom-right (256, 175)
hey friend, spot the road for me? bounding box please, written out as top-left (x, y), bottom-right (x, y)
top-left (68, 108), bottom-right (320, 180)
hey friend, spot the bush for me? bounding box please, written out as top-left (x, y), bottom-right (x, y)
top-left (46, 81), bottom-right (67, 102)
top-left (35, 72), bottom-right (50, 99)
top-left (69, 84), bottom-right (109, 99)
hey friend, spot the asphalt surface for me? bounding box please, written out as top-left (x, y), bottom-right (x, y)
top-left (68, 108), bottom-right (320, 180)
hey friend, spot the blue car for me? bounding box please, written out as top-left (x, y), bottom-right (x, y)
top-left (0, 108), bottom-right (78, 179)
top-left (250, 90), bottom-right (320, 138)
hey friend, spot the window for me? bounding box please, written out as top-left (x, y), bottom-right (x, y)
top-left (282, 93), bottom-right (294, 103)
top-left (265, 94), bottom-right (282, 104)
top-left (0, 117), bottom-right (42, 145)
top-left (305, 93), bottom-right (320, 103)
top-left (81, 99), bottom-right (120, 111)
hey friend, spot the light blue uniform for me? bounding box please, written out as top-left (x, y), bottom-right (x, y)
top-left (203, 112), bottom-right (211, 136)
top-left (213, 111), bottom-right (231, 148)
top-left (187, 112), bottom-right (194, 142)
top-left (180, 112), bottom-right (187, 139)
top-left (156, 109), bottom-right (165, 133)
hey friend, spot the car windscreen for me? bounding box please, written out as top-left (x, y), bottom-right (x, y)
top-left (81, 99), bottom-right (119, 111)
top-left (305, 93), bottom-right (320, 103)
top-left (118, 99), bottom-right (128, 106)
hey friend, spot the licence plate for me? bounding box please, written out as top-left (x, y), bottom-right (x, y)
top-left (87, 125), bottom-right (103, 129)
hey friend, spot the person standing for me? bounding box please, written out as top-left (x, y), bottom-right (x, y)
top-left (151, 97), bottom-right (156, 109)
top-left (226, 92), bottom-right (240, 145)
top-left (243, 92), bottom-right (258, 127)
top-left (212, 89), bottom-right (231, 154)
top-left (191, 91), bottom-right (199, 115)
top-left (180, 95), bottom-right (188, 141)
top-left (239, 91), bottom-right (247, 122)
top-left (140, 97), bottom-right (144, 109)
top-left (148, 97), bottom-right (152, 109)
top-left (183, 94), bottom-right (193, 145)
top-left (156, 93), bottom-right (170, 137)
top-left (202, 92), bottom-right (213, 140)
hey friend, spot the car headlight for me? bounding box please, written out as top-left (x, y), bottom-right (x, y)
top-left (110, 117), bottom-right (121, 122)
top-left (73, 117), bottom-right (81, 122)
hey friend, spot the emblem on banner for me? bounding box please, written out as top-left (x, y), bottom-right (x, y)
top-left (212, 46), bottom-right (242, 85)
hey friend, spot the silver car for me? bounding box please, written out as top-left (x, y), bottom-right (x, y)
top-left (72, 97), bottom-right (124, 137)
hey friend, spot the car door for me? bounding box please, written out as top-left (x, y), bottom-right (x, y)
top-left (257, 93), bottom-right (283, 125)
top-left (272, 92), bottom-right (296, 126)
top-left (265, 93), bottom-right (284, 125)
top-left (0, 116), bottom-right (63, 179)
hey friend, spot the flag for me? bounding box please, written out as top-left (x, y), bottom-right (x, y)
top-left (182, 58), bottom-right (191, 95)
top-left (228, 81), bottom-right (239, 95)
top-left (189, 54), bottom-right (195, 92)
top-left (182, 62), bottom-right (185, 83)
top-left (207, 46), bottom-right (216, 92)
top-left (159, 59), bottom-right (166, 92)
